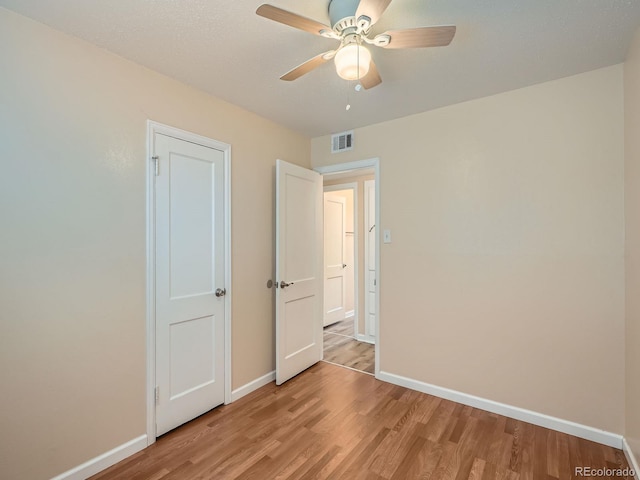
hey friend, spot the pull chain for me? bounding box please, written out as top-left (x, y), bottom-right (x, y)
top-left (345, 80), bottom-right (351, 111)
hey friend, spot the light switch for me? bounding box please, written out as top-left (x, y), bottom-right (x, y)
top-left (383, 229), bottom-right (392, 244)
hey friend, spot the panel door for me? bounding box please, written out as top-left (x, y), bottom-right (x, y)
top-left (323, 193), bottom-right (347, 326)
top-left (154, 133), bottom-right (225, 436)
top-left (275, 160), bottom-right (323, 385)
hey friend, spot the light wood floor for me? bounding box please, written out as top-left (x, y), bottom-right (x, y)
top-left (324, 320), bottom-right (375, 375)
top-left (91, 362), bottom-right (631, 480)
top-left (325, 319), bottom-right (356, 337)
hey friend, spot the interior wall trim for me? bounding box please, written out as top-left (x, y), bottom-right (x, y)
top-left (378, 370), bottom-right (623, 449)
top-left (231, 370), bottom-right (276, 402)
top-left (623, 437), bottom-right (640, 479)
top-left (53, 369), bottom-right (276, 479)
top-left (356, 334), bottom-right (375, 345)
top-left (50, 434), bottom-right (147, 480)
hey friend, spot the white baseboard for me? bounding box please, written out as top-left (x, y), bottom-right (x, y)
top-left (50, 434), bottom-right (147, 480)
top-left (231, 370), bottom-right (275, 402)
top-left (345, 311), bottom-right (355, 319)
top-left (356, 334), bottom-right (375, 345)
top-left (623, 437), bottom-right (640, 479)
top-left (50, 370), bottom-right (276, 479)
top-left (377, 371), bottom-right (623, 449)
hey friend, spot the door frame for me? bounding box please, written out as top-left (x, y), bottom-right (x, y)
top-left (315, 158), bottom-right (380, 378)
top-left (323, 183), bottom-right (358, 336)
top-left (145, 120), bottom-right (232, 446)
top-left (363, 179), bottom-right (376, 343)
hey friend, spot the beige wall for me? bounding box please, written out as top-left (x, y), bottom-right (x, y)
top-left (0, 5), bottom-right (634, 478)
top-left (324, 175), bottom-right (375, 336)
top-left (625, 27), bottom-right (640, 461)
top-left (0, 8), bottom-right (309, 480)
top-left (313, 66), bottom-right (625, 434)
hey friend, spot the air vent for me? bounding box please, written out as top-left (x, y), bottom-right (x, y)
top-left (331, 130), bottom-right (354, 153)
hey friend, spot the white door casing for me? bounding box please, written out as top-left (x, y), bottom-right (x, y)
top-left (364, 180), bottom-right (376, 341)
top-left (154, 132), bottom-right (226, 436)
top-left (323, 193), bottom-right (347, 327)
top-left (275, 159), bottom-right (323, 385)
top-left (314, 159), bottom-right (380, 376)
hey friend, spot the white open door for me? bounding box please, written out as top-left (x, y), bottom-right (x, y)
top-left (364, 179), bottom-right (376, 341)
top-left (323, 193), bottom-right (347, 326)
top-left (275, 159), bottom-right (323, 385)
top-left (154, 132), bottom-right (226, 436)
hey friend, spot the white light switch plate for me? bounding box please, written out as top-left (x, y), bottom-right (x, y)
top-left (383, 229), bottom-right (391, 244)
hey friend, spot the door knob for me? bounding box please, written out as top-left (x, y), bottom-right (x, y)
top-left (342, 264), bottom-right (347, 268)
top-left (279, 281), bottom-right (294, 289)
top-left (215, 288), bottom-right (226, 297)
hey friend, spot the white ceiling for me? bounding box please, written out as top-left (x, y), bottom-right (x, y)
top-left (2, 0), bottom-right (639, 137)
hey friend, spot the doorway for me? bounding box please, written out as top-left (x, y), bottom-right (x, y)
top-left (319, 162), bottom-right (378, 376)
top-left (146, 121), bottom-right (232, 444)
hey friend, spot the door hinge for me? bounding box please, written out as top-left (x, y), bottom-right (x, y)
top-left (152, 156), bottom-right (159, 176)
top-left (155, 386), bottom-right (160, 404)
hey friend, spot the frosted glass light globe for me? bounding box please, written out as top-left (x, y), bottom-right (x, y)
top-left (334, 44), bottom-right (371, 80)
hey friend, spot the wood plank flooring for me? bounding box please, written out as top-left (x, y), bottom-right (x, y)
top-left (325, 320), bottom-right (356, 337)
top-left (323, 320), bottom-right (375, 375)
top-left (91, 362), bottom-right (631, 480)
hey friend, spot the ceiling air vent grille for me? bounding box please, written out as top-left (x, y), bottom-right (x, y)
top-left (331, 131), bottom-right (353, 154)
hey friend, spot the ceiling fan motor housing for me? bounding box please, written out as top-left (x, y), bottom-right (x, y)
top-left (328, 0), bottom-right (362, 32)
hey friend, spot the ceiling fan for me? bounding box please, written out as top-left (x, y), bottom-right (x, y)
top-left (256, 0), bottom-right (456, 89)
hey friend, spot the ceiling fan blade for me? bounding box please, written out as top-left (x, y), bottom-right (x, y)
top-left (280, 51), bottom-right (335, 81)
top-left (356, 0), bottom-right (393, 26)
top-left (256, 4), bottom-right (333, 37)
top-left (379, 25), bottom-right (456, 49)
top-left (360, 60), bottom-right (382, 89)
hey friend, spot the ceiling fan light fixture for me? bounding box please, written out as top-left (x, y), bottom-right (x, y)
top-left (334, 43), bottom-right (371, 81)
top-left (256, 1), bottom-right (457, 90)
